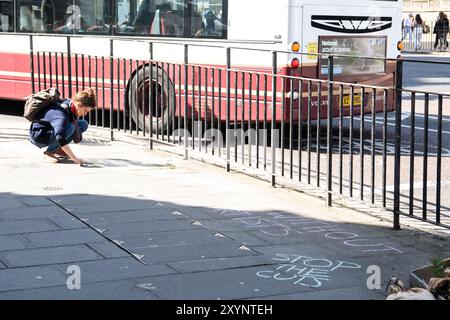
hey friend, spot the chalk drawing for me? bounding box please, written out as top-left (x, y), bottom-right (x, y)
top-left (214, 210), bottom-right (403, 254)
top-left (257, 254), bottom-right (361, 288)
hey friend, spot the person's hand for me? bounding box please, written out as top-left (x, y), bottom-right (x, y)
top-left (72, 157), bottom-right (85, 166)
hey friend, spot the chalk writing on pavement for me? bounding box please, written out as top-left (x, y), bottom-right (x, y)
top-left (257, 254), bottom-right (362, 288)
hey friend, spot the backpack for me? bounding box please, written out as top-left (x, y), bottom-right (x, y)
top-left (23, 88), bottom-right (61, 122)
top-left (26, 90), bottom-right (83, 144)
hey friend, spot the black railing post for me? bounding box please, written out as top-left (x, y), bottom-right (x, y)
top-left (184, 44), bottom-right (189, 160)
top-left (226, 47), bottom-right (231, 172)
top-left (327, 55), bottom-right (334, 207)
top-left (110, 39), bottom-right (114, 141)
top-left (67, 36), bottom-right (72, 98)
top-left (393, 58), bottom-right (403, 230)
top-left (436, 95), bottom-right (443, 224)
top-left (271, 51), bottom-right (278, 187)
top-left (30, 35), bottom-right (35, 94)
top-left (149, 42), bottom-right (154, 150)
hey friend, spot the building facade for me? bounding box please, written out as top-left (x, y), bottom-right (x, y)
top-left (403, 0), bottom-right (450, 23)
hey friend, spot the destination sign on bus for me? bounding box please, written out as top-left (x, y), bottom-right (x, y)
top-left (319, 36), bottom-right (387, 76)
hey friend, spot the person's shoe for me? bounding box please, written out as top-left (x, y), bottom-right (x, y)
top-left (54, 147), bottom-right (69, 159)
top-left (43, 151), bottom-right (60, 163)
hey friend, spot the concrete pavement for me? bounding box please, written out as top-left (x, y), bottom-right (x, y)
top-left (0, 113), bottom-right (449, 300)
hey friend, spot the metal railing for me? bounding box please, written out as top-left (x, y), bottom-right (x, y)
top-left (29, 35), bottom-right (450, 230)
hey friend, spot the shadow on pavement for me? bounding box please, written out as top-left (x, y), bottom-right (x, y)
top-left (0, 192), bottom-right (449, 300)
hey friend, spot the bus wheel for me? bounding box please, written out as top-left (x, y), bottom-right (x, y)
top-left (128, 64), bottom-right (175, 134)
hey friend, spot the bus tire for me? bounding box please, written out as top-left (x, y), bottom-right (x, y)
top-left (128, 64), bottom-right (175, 134)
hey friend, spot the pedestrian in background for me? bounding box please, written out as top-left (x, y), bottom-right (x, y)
top-left (434, 11), bottom-right (449, 50)
top-left (403, 13), bottom-right (414, 42)
top-left (414, 14), bottom-right (424, 50)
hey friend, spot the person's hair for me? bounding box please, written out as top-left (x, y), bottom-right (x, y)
top-left (416, 14), bottom-right (423, 25)
top-left (74, 88), bottom-right (96, 109)
top-left (439, 11), bottom-right (446, 20)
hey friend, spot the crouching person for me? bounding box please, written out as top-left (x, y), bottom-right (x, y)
top-left (29, 88), bottom-right (96, 165)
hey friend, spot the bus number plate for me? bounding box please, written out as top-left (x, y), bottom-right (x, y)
top-left (343, 95), bottom-right (362, 108)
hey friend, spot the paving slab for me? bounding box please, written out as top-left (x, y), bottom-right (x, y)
top-left (77, 209), bottom-right (189, 225)
top-left (0, 219), bottom-right (60, 235)
top-left (253, 287), bottom-right (386, 300)
top-left (0, 245), bottom-right (104, 268)
top-left (153, 204), bottom-right (216, 221)
top-left (62, 200), bottom-right (170, 215)
top-left (60, 258), bottom-right (176, 283)
top-left (0, 279), bottom-right (159, 300)
top-left (23, 229), bottom-right (106, 248)
top-left (17, 197), bottom-right (55, 207)
top-left (87, 242), bottom-right (131, 259)
top-left (111, 229), bottom-right (237, 250)
top-left (49, 194), bottom-right (98, 206)
top-left (168, 255), bottom-right (277, 273)
top-left (0, 265), bottom-right (67, 292)
top-left (0, 194), bottom-right (18, 200)
top-left (176, 207), bottom-right (291, 221)
top-left (0, 235), bottom-right (34, 251)
top-left (47, 216), bottom-right (87, 230)
top-left (0, 205), bottom-right (68, 221)
top-left (385, 234), bottom-right (450, 253)
top-left (219, 231), bottom-right (272, 247)
top-left (97, 219), bottom-right (203, 237)
top-left (0, 198), bottom-right (27, 211)
top-left (135, 241), bottom-right (259, 265)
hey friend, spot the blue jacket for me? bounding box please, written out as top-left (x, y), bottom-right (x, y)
top-left (29, 99), bottom-right (76, 146)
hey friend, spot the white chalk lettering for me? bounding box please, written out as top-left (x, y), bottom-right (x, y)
top-left (303, 258), bottom-right (334, 268)
top-left (259, 227), bottom-right (291, 237)
top-left (344, 239), bottom-right (385, 247)
top-left (257, 255), bottom-right (362, 288)
top-left (325, 232), bottom-right (359, 240)
top-left (330, 261), bottom-right (362, 272)
top-left (230, 211), bottom-right (402, 254)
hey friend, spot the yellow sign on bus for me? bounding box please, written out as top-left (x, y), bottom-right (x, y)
top-left (343, 95), bottom-right (362, 108)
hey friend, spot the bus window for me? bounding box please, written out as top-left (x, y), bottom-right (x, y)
top-left (16, 0), bottom-right (38, 32)
top-left (191, 0), bottom-right (226, 38)
top-left (74, 0), bottom-right (110, 33)
top-left (15, 0), bottom-right (109, 34)
top-left (52, 0), bottom-right (79, 33)
top-left (16, 0), bottom-right (73, 33)
top-left (116, 0), bottom-right (185, 37)
top-left (54, 0), bottom-right (110, 34)
top-left (0, 0), bottom-right (13, 32)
